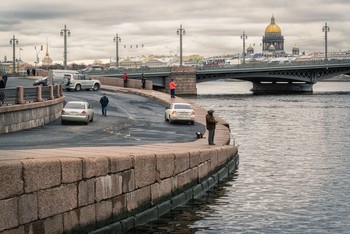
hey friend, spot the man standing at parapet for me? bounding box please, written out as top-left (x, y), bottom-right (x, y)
top-left (169, 79), bottom-right (176, 98)
top-left (206, 109), bottom-right (218, 145)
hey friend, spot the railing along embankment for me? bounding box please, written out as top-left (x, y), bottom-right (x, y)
top-left (0, 85), bottom-right (64, 134)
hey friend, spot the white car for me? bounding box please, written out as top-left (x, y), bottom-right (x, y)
top-left (165, 103), bottom-right (195, 125)
top-left (61, 101), bottom-right (94, 124)
top-left (63, 73), bottom-right (101, 91)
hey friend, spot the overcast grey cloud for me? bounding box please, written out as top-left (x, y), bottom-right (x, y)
top-left (0, 0), bottom-right (349, 64)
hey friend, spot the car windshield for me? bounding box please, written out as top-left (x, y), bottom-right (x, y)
top-left (65, 103), bottom-right (85, 109)
top-left (174, 104), bottom-right (192, 110)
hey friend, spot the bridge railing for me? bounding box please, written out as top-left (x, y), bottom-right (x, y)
top-left (81, 59), bottom-right (350, 77)
top-left (197, 59), bottom-right (350, 71)
top-left (83, 67), bottom-right (171, 76)
top-left (0, 84), bottom-right (62, 106)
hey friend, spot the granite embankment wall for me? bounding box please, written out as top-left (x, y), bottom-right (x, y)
top-left (0, 85), bottom-right (238, 234)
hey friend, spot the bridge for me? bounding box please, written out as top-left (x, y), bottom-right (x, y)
top-left (89, 60), bottom-right (350, 94)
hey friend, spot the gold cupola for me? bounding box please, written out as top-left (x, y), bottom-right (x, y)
top-left (265, 15), bottom-right (281, 33)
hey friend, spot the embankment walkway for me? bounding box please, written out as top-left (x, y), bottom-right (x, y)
top-left (0, 85), bottom-right (239, 233)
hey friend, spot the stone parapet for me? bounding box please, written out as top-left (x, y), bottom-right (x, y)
top-left (0, 147), bottom-right (238, 233)
top-left (0, 97), bottom-right (64, 134)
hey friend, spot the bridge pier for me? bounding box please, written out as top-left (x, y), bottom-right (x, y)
top-left (251, 82), bottom-right (314, 94)
top-left (166, 67), bottom-right (197, 95)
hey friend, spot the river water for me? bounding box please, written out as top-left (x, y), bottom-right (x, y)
top-left (128, 81), bottom-right (350, 234)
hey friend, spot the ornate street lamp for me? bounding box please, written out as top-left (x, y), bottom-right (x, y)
top-left (34, 45), bottom-right (43, 67)
top-left (240, 31), bottom-right (248, 64)
top-left (322, 22), bottom-right (330, 61)
top-left (177, 24), bottom-right (186, 66)
top-left (113, 34), bottom-right (121, 67)
top-left (60, 25), bottom-right (71, 70)
top-left (9, 35), bottom-right (19, 75)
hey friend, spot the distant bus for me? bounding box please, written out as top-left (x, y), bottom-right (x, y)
top-left (203, 58), bottom-right (225, 67)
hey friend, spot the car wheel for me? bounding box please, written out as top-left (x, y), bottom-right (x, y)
top-left (191, 121), bottom-right (195, 125)
top-left (90, 115), bottom-right (94, 122)
top-left (169, 118), bottom-right (173, 124)
top-left (75, 84), bottom-right (81, 91)
top-left (164, 113), bottom-right (168, 121)
top-left (61, 120), bottom-right (66, 125)
top-left (93, 83), bottom-right (100, 91)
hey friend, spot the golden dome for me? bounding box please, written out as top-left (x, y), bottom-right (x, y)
top-left (265, 15), bottom-right (281, 33)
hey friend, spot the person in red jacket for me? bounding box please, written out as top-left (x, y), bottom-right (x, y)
top-left (169, 79), bottom-right (176, 98)
top-left (123, 72), bottom-right (128, 88)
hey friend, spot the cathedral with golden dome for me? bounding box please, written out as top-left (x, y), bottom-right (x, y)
top-left (262, 15), bottom-right (285, 54)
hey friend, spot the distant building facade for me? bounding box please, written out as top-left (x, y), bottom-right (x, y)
top-left (292, 44), bottom-right (300, 55)
top-left (247, 44), bottom-right (254, 54)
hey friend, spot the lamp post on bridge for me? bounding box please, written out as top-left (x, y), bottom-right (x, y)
top-left (60, 24), bottom-right (71, 70)
top-left (9, 35), bottom-right (18, 75)
top-left (113, 34), bottom-right (121, 67)
top-left (34, 45), bottom-right (43, 67)
top-left (240, 31), bottom-right (248, 65)
top-left (177, 24), bottom-right (186, 67)
top-left (322, 22), bottom-right (330, 61)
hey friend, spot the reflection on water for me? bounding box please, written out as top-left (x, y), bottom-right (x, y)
top-left (128, 82), bottom-right (350, 234)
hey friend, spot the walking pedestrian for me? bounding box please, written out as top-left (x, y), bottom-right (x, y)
top-left (206, 109), bottom-right (218, 145)
top-left (99, 93), bottom-right (109, 116)
top-left (0, 77), bottom-right (5, 89)
top-left (169, 79), bottom-right (176, 98)
top-left (123, 72), bottom-right (128, 88)
top-left (141, 73), bottom-right (146, 89)
top-left (2, 73), bottom-right (8, 87)
top-left (27, 68), bottom-right (30, 76)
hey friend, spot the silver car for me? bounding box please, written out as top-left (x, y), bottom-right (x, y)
top-left (165, 102), bottom-right (195, 125)
top-left (63, 73), bottom-right (101, 91)
top-left (61, 101), bottom-right (94, 124)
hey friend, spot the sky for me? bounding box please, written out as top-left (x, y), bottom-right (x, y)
top-left (0, 0), bottom-right (349, 65)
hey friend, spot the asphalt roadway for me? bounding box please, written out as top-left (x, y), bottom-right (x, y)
top-left (0, 77), bottom-right (204, 150)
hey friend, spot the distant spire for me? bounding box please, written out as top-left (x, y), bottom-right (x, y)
top-left (45, 38), bottom-right (49, 56)
top-left (42, 38), bottom-right (53, 66)
top-left (271, 14), bottom-right (275, 24)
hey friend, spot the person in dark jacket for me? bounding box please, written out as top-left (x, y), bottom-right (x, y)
top-left (99, 93), bottom-right (109, 116)
top-left (206, 109), bottom-right (218, 145)
top-left (0, 78), bottom-right (5, 89)
top-left (141, 73), bottom-right (146, 89)
top-left (2, 74), bottom-right (7, 84)
top-left (1, 74), bottom-right (7, 88)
